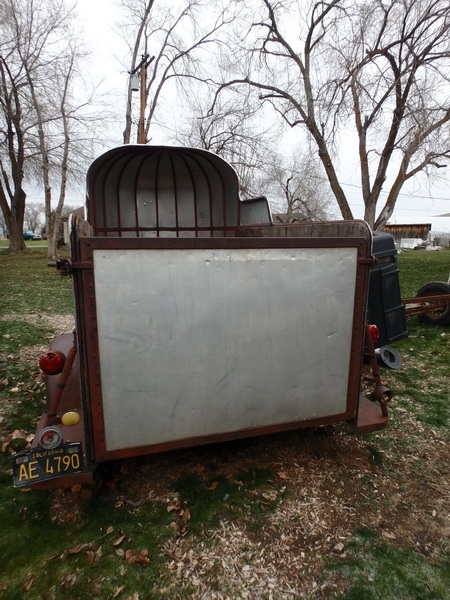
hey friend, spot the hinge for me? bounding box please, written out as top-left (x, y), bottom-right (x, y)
top-left (359, 256), bottom-right (376, 266)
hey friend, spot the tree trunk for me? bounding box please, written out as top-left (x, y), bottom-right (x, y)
top-left (363, 201), bottom-right (376, 230)
top-left (5, 189), bottom-right (27, 252)
top-left (7, 219), bottom-right (26, 252)
top-left (316, 145), bottom-right (353, 221)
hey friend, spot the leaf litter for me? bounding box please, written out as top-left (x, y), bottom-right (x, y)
top-left (49, 417), bottom-right (448, 599)
top-left (1, 314), bottom-right (449, 598)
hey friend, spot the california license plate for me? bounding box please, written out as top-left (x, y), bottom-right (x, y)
top-left (13, 443), bottom-right (85, 487)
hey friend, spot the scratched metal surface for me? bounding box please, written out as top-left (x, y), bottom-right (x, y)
top-left (93, 247), bottom-right (357, 451)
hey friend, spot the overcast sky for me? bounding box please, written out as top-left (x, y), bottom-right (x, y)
top-left (74, 0), bottom-right (450, 233)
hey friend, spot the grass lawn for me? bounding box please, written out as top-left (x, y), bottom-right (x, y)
top-left (0, 239), bottom-right (48, 251)
top-left (0, 246), bottom-right (449, 599)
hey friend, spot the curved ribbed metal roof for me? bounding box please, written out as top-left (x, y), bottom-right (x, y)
top-left (85, 145), bottom-right (270, 238)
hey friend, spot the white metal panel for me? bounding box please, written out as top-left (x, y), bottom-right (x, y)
top-left (93, 247), bottom-right (357, 451)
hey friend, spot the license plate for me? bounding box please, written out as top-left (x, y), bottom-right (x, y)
top-left (13, 443), bottom-right (85, 487)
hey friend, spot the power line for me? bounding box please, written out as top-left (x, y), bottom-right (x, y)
top-left (340, 180), bottom-right (450, 202)
top-left (348, 203), bottom-right (445, 213)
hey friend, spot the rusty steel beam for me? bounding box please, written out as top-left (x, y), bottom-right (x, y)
top-left (403, 294), bottom-right (450, 317)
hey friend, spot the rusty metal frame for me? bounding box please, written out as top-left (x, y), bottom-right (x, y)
top-left (402, 294), bottom-right (450, 317)
top-left (72, 230), bottom-right (372, 464)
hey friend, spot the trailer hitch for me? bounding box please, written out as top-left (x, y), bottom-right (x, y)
top-left (372, 384), bottom-right (392, 418)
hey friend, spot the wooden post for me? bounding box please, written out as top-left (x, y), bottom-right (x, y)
top-left (139, 60), bottom-right (147, 144)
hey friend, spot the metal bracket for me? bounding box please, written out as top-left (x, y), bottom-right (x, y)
top-left (359, 256), bottom-right (377, 266)
top-left (48, 258), bottom-right (92, 276)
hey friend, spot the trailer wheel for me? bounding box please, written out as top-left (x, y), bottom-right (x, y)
top-left (416, 281), bottom-right (450, 326)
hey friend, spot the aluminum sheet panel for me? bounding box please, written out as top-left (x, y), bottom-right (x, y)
top-left (93, 247), bottom-right (357, 451)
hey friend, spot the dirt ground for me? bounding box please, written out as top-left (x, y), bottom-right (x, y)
top-left (48, 417), bottom-right (450, 598)
top-left (3, 315), bottom-right (450, 598)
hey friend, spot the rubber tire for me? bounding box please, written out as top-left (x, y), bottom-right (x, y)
top-left (416, 281), bottom-right (450, 326)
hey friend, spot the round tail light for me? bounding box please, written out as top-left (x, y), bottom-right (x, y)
top-left (368, 324), bottom-right (380, 344)
top-left (39, 351), bottom-right (66, 375)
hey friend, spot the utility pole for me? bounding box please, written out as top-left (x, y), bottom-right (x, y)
top-left (129, 54), bottom-right (155, 144)
top-left (139, 58), bottom-right (147, 144)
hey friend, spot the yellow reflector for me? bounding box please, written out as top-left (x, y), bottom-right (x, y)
top-left (61, 411), bottom-right (81, 426)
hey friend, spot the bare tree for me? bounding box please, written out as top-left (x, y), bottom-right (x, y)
top-left (174, 91), bottom-right (334, 220)
top-left (174, 89), bottom-right (280, 197)
top-left (27, 45), bottom-right (90, 259)
top-left (212, 0), bottom-right (450, 229)
top-left (0, 0), bottom-right (101, 256)
top-left (0, 0), bottom-right (28, 252)
top-left (24, 203), bottom-right (44, 233)
top-left (263, 149), bottom-right (337, 221)
top-left (117, 0), bottom-right (236, 144)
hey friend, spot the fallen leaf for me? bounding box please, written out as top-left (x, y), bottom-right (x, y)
top-left (333, 542), bottom-right (345, 553)
top-left (68, 543), bottom-right (85, 554)
top-left (113, 585), bottom-right (125, 598)
top-left (0, 583), bottom-right (7, 591)
top-left (86, 550), bottom-right (96, 564)
top-left (228, 478), bottom-right (244, 486)
top-left (44, 553), bottom-right (59, 562)
top-left (181, 508), bottom-right (190, 524)
top-left (125, 549), bottom-right (151, 566)
top-left (107, 525), bottom-right (114, 534)
top-left (113, 531), bottom-right (126, 546)
top-left (60, 573), bottom-right (77, 591)
top-left (262, 492), bottom-right (275, 501)
top-left (23, 573), bottom-right (35, 592)
top-left (206, 481), bottom-right (219, 490)
top-left (277, 471), bottom-right (290, 480)
top-left (167, 502), bottom-right (181, 512)
top-left (382, 531), bottom-right (397, 540)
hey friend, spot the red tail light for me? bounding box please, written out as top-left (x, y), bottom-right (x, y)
top-left (39, 351), bottom-right (66, 375)
top-left (368, 324), bottom-right (380, 344)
